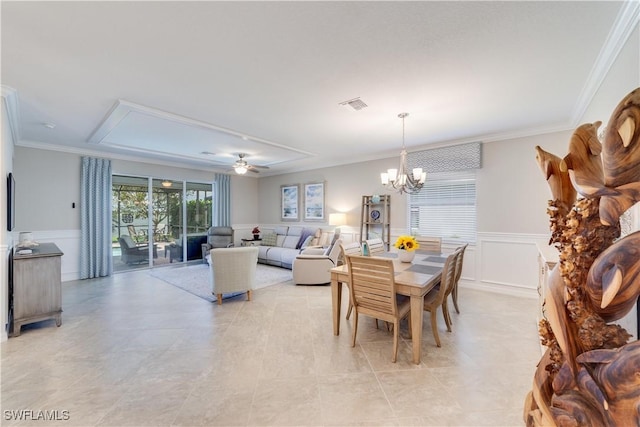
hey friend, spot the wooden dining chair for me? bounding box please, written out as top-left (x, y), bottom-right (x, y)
top-left (339, 241), bottom-right (362, 264)
top-left (422, 248), bottom-right (459, 347)
top-left (415, 236), bottom-right (442, 253)
top-left (365, 238), bottom-right (385, 256)
top-left (346, 255), bottom-right (411, 363)
top-left (451, 243), bottom-right (468, 315)
top-left (441, 245), bottom-right (467, 331)
top-left (340, 242), bottom-right (362, 320)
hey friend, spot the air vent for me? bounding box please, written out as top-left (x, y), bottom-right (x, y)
top-left (339, 97), bottom-right (368, 111)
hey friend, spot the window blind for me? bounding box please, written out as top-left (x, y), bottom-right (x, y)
top-left (409, 170), bottom-right (477, 244)
top-left (406, 142), bottom-right (480, 245)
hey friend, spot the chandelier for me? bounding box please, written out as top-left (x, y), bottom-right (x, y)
top-left (380, 113), bottom-right (426, 194)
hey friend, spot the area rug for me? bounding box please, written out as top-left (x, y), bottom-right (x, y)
top-left (148, 263), bottom-right (292, 302)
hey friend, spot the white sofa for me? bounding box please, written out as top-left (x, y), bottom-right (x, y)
top-left (257, 226), bottom-right (321, 269)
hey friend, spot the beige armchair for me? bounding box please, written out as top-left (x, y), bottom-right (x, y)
top-left (292, 239), bottom-right (342, 285)
top-left (210, 246), bottom-right (258, 305)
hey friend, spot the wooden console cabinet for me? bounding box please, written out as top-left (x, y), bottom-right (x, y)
top-left (11, 242), bottom-right (63, 337)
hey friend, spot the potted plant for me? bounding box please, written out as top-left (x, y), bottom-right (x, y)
top-left (252, 226), bottom-right (260, 240)
top-left (394, 235), bottom-right (420, 263)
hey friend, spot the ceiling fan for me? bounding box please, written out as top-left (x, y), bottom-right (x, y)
top-left (232, 153), bottom-right (269, 175)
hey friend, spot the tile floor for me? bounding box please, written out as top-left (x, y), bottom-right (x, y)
top-left (1, 269), bottom-right (541, 426)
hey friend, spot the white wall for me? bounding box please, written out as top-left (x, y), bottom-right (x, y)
top-left (258, 158), bottom-right (408, 230)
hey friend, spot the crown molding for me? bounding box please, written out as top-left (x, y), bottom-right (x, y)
top-left (1, 85), bottom-right (21, 144)
top-left (14, 139), bottom-right (244, 176)
top-left (571, 0), bottom-right (640, 125)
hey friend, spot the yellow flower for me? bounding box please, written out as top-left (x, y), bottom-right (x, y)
top-left (394, 235), bottom-right (420, 252)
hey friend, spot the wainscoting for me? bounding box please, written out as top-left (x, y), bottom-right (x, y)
top-left (14, 227), bottom-right (547, 301)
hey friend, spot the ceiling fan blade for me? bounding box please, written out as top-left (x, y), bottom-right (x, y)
top-left (249, 164), bottom-right (269, 169)
top-left (248, 168), bottom-right (260, 173)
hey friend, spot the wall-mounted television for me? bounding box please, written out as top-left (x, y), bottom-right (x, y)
top-left (7, 172), bottom-right (15, 231)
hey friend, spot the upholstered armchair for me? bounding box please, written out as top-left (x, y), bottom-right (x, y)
top-left (210, 246), bottom-right (259, 305)
top-left (292, 238), bottom-right (342, 285)
top-left (201, 226), bottom-right (234, 264)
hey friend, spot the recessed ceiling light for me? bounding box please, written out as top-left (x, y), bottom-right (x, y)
top-left (43, 122), bottom-right (56, 129)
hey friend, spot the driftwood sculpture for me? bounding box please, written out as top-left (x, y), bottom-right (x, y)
top-left (525, 88), bottom-right (640, 426)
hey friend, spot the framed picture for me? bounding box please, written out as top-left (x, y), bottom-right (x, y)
top-left (281, 184), bottom-right (299, 221)
top-left (304, 182), bottom-right (325, 221)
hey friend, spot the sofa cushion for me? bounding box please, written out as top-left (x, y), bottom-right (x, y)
top-left (287, 226), bottom-right (304, 236)
top-left (262, 233), bottom-right (277, 246)
top-left (280, 249), bottom-right (300, 269)
top-left (257, 245), bottom-right (271, 262)
top-left (273, 225), bottom-right (289, 235)
top-left (282, 236), bottom-right (299, 249)
top-left (264, 246), bottom-right (288, 267)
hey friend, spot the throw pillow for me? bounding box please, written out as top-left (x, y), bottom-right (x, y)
top-left (300, 235), bottom-right (314, 249)
top-left (295, 228), bottom-right (315, 249)
top-left (261, 233), bottom-right (277, 246)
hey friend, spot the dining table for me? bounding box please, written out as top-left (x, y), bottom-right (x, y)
top-left (330, 249), bottom-right (447, 364)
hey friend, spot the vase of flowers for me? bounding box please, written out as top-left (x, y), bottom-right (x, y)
top-left (394, 235), bottom-right (420, 263)
top-left (252, 226), bottom-right (260, 240)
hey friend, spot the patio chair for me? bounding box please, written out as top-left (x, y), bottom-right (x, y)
top-left (127, 224), bottom-right (148, 243)
top-left (119, 235), bottom-right (157, 264)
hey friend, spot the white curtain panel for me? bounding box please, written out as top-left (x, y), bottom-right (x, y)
top-left (80, 157), bottom-right (112, 279)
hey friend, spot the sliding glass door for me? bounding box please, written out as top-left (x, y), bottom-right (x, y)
top-left (112, 175), bottom-right (212, 271)
top-left (183, 182), bottom-right (213, 262)
top-left (112, 176), bottom-right (152, 272)
top-left (152, 179), bottom-right (184, 266)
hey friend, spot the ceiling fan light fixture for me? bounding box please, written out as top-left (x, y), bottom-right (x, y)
top-left (161, 180), bottom-right (172, 187)
top-left (234, 165), bottom-right (248, 175)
